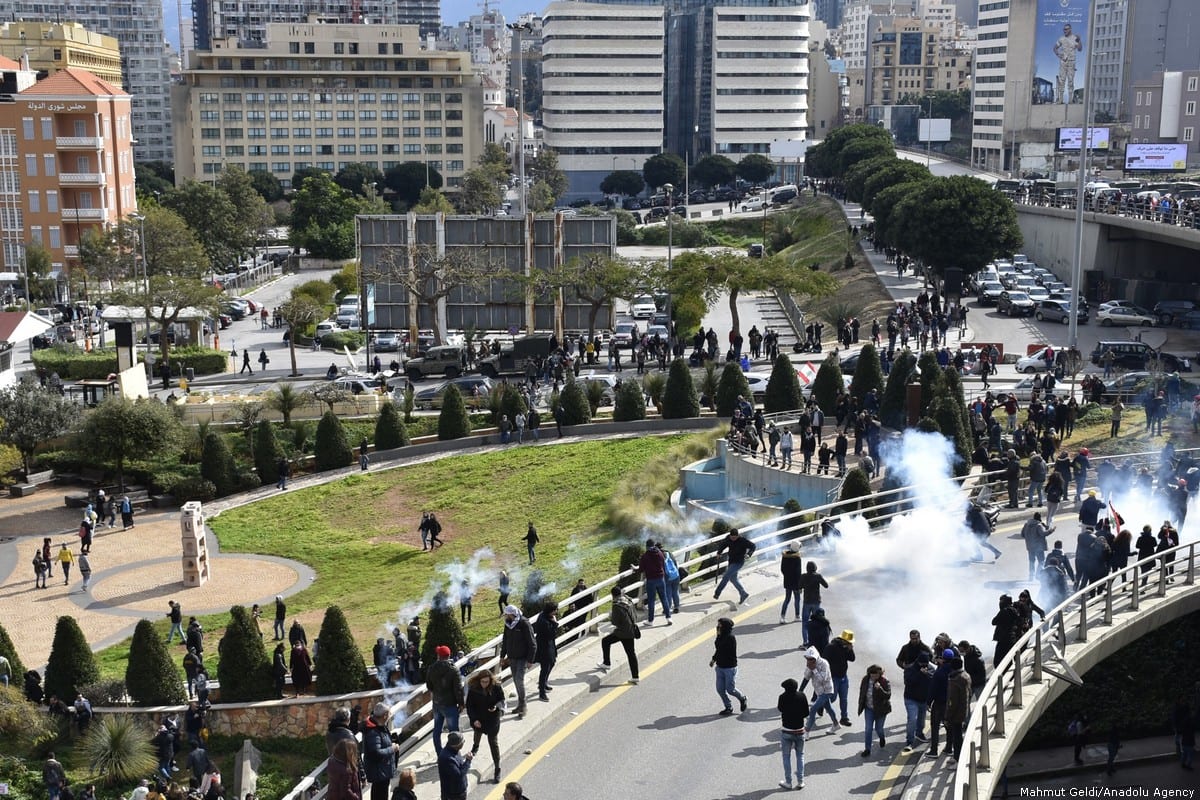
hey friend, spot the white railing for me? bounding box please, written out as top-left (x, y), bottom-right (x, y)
top-left (59, 172), bottom-right (106, 185)
top-left (55, 136), bottom-right (103, 149)
top-left (955, 541), bottom-right (1200, 800)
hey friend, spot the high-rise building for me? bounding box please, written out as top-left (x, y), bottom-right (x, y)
top-left (866, 17), bottom-right (943, 106)
top-left (813, 0), bottom-right (845, 28)
top-left (0, 22), bottom-right (123, 88)
top-left (173, 22), bottom-right (482, 190)
top-left (190, 0), bottom-right (443, 51)
top-left (1122, 0), bottom-right (1200, 124)
top-left (1089, 0), bottom-right (1128, 121)
top-left (0, 1), bottom-right (172, 164)
top-left (0, 61), bottom-right (138, 282)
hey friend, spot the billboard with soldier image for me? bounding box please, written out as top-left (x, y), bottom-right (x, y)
top-left (1032, 0), bottom-right (1089, 105)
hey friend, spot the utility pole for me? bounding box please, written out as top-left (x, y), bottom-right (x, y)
top-left (507, 22), bottom-right (533, 216)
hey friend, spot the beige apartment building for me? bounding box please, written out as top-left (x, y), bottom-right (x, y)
top-left (174, 22), bottom-right (483, 190)
top-left (0, 60), bottom-right (137, 283)
top-left (0, 22), bottom-right (123, 88)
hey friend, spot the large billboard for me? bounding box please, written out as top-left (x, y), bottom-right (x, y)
top-left (1124, 143), bottom-right (1190, 172)
top-left (1033, 0), bottom-right (1090, 106)
top-left (1056, 127), bottom-right (1110, 151)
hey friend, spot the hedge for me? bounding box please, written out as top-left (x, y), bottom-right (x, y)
top-left (32, 346), bottom-right (229, 380)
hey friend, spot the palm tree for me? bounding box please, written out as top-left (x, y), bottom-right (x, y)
top-left (267, 382), bottom-right (302, 425)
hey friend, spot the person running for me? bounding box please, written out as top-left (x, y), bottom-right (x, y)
top-left (800, 646), bottom-right (839, 737)
top-left (709, 617), bottom-right (748, 717)
top-left (596, 586), bottom-right (639, 684)
top-left (779, 544), bottom-right (802, 624)
top-left (798, 560), bottom-right (829, 645)
top-left (713, 528), bottom-right (756, 604)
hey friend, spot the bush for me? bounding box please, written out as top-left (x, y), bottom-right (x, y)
top-left (699, 362), bottom-right (719, 411)
top-left (124, 620), bottom-right (186, 706)
top-left (810, 352), bottom-right (843, 415)
top-left (617, 543), bottom-right (644, 589)
top-left (714, 362), bottom-right (752, 417)
top-left (783, 498), bottom-right (802, 514)
top-left (585, 380), bottom-right (606, 414)
top-left (941, 366), bottom-right (973, 442)
top-left (171, 476), bottom-right (217, 503)
top-left (0, 624), bottom-right (26, 684)
top-left (641, 372), bottom-right (666, 411)
top-left (917, 416), bottom-right (940, 433)
top-left (45, 616), bottom-right (99, 703)
top-left (763, 353), bottom-right (802, 413)
top-left (849, 342), bottom-right (884, 403)
top-left (421, 592), bottom-right (469, 672)
top-left (254, 420), bottom-right (282, 486)
top-left (217, 605), bottom-right (274, 702)
top-left (880, 349), bottom-right (917, 429)
top-left (294, 279), bottom-right (335, 306)
top-left (661, 358), bottom-right (700, 419)
top-left (78, 714), bottom-right (157, 786)
top-left (314, 606), bottom-right (365, 695)
top-left (613, 379), bottom-right (647, 421)
top-left (314, 410), bottom-right (354, 470)
top-left (374, 402), bottom-right (409, 451)
top-left (499, 384), bottom-right (528, 422)
top-left (320, 330), bottom-right (364, 351)
top-left (437, 385), bottom-right (472, 440)
top-left (165, 346), bottom-right (229, 376)
top-left (931, 395), bottom-right (972, 477)
top-left (838, 467), bottom-right (873, 513)
top-left (0, 684), bottom-right (53, 747)
top-left (557, 377), bottom-right (591, 425)
top-left (917, 350), bottom-right (944, 413)
top-left (77, 679), bottom-right (128, 706)
top-left (31, 346), bottom-right (230, 380)
top-left (200, 431), bottom-right (238, 497)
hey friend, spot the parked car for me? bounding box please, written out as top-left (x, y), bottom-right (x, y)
top-left (770, 187), bottom-right (798, 205)
top-left (314, 319), bottom-right (338, 342)
top-left (332, 376), bottom-right (384, 395)
top-left (741, 196), bottom-right (766, 212)
top-left (1016, 346), bottom-right (1063, 373)
top-left (998, 291), bottom-right (1036, 316)
top-left (1174, 309), bottom-right (1200, 330)
top-left (413, 375), bottom-right (493, 409)
top-left (1089, 340), bottom-right (1155, 370)
top-left (1034, 299), bottom-right (1088, 325)
top-left (1102, 372), bottom-right (1153, 402)
top-left (612, 320), bottom-right (640, 348)
top-left (644, 324), bottom-right (669, 341)
top-left (747, 242), bottom-right (764, 258)
top-left (1153, 300), bottom-right (1196, 326)
top-left (35, 306), bottom-right (63, 323)
top-left (373, 331), bottom-right (401, 352)
top-left (1097, 305), bottom-right (1155, 327)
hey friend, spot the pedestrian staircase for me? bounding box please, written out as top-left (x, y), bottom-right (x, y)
top-left (750, 290), bottom-right (801, 350)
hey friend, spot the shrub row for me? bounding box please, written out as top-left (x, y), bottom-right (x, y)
top-left (32, 346), bottom-right (229, 380)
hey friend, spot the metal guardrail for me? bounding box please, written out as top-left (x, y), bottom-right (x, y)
top-left (954, 541), bottom-right (1199, 800)
top-left (773, 287), bottom-right (805, 341)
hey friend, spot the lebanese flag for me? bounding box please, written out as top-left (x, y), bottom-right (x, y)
top-left (1109, 501), bottom-right (1124, 529)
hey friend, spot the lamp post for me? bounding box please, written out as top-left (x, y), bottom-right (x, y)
top-left (1007, 79), bottom-right (1024, 176)
top-left (130, 213), bottom-right (151, 375)
top-left (925, 95), bottom-right (933, 166)
top-left (507, 22), bottom-right (533, 216)
top-left (663, 182), bottom-right (674, 347)
top-left (1067, 1), bottom-right (1101, 351)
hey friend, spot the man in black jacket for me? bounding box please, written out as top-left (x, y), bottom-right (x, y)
top-left (532, 602), bottom-right (559, 702)
top-left (825, 630), bottom-right (856, 726)
top-left (427, 645), bottom-right (465, 756)
top-left (713, 528), bottom-right (756, 604)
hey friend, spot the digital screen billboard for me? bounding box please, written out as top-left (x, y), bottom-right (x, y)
top-left (1124, 143), bottom-right (1190, 172)
top-left (1056, 127), bottom-right (1110, 151)
top-left (1032, 0), bottom-right (1090, 106)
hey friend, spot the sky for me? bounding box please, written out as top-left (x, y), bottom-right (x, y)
top-left (163, 0), bottom-right (541, 50)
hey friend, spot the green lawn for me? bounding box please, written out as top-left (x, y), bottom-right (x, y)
top-left (93, 432), bottom-right (716, 680)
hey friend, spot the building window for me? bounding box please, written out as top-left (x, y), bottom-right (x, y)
top-left (1146, 91), bottom-right (1153, 105)
top-left (29, 226), bottom-right (41, 245)
top-left (21, 118), bottom-right (33, 140)
top-left (1136, 91), bottom-right (1142, 106)
top-left (24, 154), bottom-right (36, 177)
top-left (27, 190), bottom-right (39, 213)
top-left (1185, 127), bottom-right (1195, 142)
top-left (40, 118), bottom-right (53, 140)
top-left (1187, 101), bottom-right (1197, 116)
top-left (46, 191), bottom-right (57, 213)
top-left (49, 227), bottom-right (61, 249)
top-left (304, 42), bottom-right (315, 54)
top-left (1189, 77), bottom-right (1199, 92)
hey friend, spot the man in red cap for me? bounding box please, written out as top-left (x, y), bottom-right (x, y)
top-left (426, 644), bottom-right (465, 756)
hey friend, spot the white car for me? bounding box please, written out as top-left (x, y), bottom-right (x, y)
top-left (1015, 346), bottom-right (1062, 374)
top-left (740, 195), bottom-right (766, 212)
top-left (1097, 300), bottom-right (1137, 313)
top-left (629, 296), bottom-right (657, 319)
top-left (1097, 305), bottom-right (1155, 327)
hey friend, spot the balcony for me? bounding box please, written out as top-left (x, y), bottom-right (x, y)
top-left (55, 136), bottom-right (104, 150)
top-left (63, 245), bottom-right (79, 258)
top-left (62, 207), bottom-right (105, 221)
top-left (59, 172), bottom-right (107, 186)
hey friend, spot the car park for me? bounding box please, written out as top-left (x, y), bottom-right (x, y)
top-left (629, 296), bottom-right (657, 319)
top-left (314, 319), bottom-right (338, 342)
top-left (998, 291), bottom-right (1036, 316)
top-left (1034, 299), bottom-right (1087, 325)
top-left (1097, 305), bottom-right (1155, 327)
top-left (1153, 300), bottom-right (1196, 326)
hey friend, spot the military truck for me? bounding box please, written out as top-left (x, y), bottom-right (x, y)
top-left (404, 345), bottom-right (468, 379)
top-left (478, 334), bottom-right (554, 378)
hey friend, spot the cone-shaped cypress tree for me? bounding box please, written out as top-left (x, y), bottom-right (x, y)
top-left (200, 431), bottom-right (237, 497)
top-left (661, 358), bottom-right (700, 419)
top-left (253, 420), bottom-right (281, 486)
top-left (421, 592), bottom-right (469, 672)
top-left (880, 349), bottom-right (917, 429)
top-left (558, 376), bottom-right (591, 425)
top-left (437, 385), bottom-right (472, 440)
top-left (374, 401), bottom-right (410, 451)
top-left (917, 351), bottom-right (944, 413)
top-left (0, 622), bottom-right (26, 683)
top-left (763, 353), bottom-right (802, 413)
top-left (314, 606), bottom-right (366, 695)
top-left (125, 619), bottom-right (186, 706)
top-left (612, 379), bottom-right (647, 421)
top-left (715, 361), bottom-right (752, 417)
top-left (838, 467), bottom-right (873, 514)
top-left (315, 410), bottom-right (354, 470)
top-left (932, 395), bottom-right (973, 477)
top-left (810, 352), bottom-right (844, 415)
top-left (45, 616), bottom-right (98, 702)
top-left (217, 605), bottom-right (273, 701)
top-left (850, 342), bottom-right (884, 403)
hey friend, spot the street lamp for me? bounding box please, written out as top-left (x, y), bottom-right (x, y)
top-left (129, 213), bottom-right (151, 375)
top-left (1007, 79), bottom-right (1024, 176)
top-left (1067, 1), bottom-right (1103, 350)
top-left (663, 182), bottom-right (674, 348)
top-left (507, 22), bottom-right (534, 216)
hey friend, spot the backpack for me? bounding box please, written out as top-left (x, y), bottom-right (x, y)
top-left (663, 551), bottom-right (680, 581)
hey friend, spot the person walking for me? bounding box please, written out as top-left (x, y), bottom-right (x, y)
top-left (902, 652), bottom-right (934, 752)
top-left (777, 678), bottom-right (810, 790)
top-left (709, 617), bottom-right (749, 716)
top-left (800, 646), bottom-right (839, 737)
top-left (458, 580), bottom-right (473, 625)
top-left (465, 669), bottom-right (506, 784)
top-left (497, 570), bottom-right (510, 615)
top-left (56, 545), bottom-right (74, 586)
top-left (532, 601), bottom-right (558, 702)
top-left (522, 521), bottom-right (540, 565)
top-left (426, 645), bottom-right (465, 757)
top-left (166, 601), bottom-right (184, 644)
top-left (437, 732), bottom-right (472, 800)
top-left (276, 457), bottom-right (289, 490)
top-left (500, 605), bottom-right (536, 717)
top-left (240, 349), bottom-right (253, 374)
top-left (779, 544), bottom-right (802, 624)
top-left (273, 595), bottom-right (286, 641)
top-left (944, 653), bottom-right (972, 765)
top-left (713, 528), bottom-right (756, 604)
top-left (1021, 512), bottom-right (1051, 582)
top-left (596, 586), bottom-right (640, 684)
top-left (798, 560), bottom-right (829, 645)
top-left (77, 551), bottom-right (91, 592)
top-left (361, 703), bottom-right (399, 800)
top-left (825, 630), bottom-right (856, 725)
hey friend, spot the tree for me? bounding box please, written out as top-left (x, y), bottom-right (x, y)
top-left (384, 159), bottom-right (441, 208)
top-left (528, 180), bottom-right (556, 213)
top-left (216, 166), bottom-right (274, 257)
top-left (557, 376), bottom-right (591, 425)
top-left (528, 148), bottom-right (568, 201)
top-left (839, 137), bottom-right (895, 178)
top-left (412, 186), bottom-right (455, 214)
top-left (135, 161), bottom-right (174, 197)
top-left (291, 166), bottom-right (326, 192)
top-left (266, 382), bottom-right (303, 425)
top-left (79, 398), bottom-right (181, 491)
top-left (0, 622), bottom-right (26, 684)
top-left (437, 384), bottom-right (472, 440)
top-left (849, 343), bottom-right (885, 403)
top-left (552, 254), bottom-right (645, 342)
top-left (290, 171), bottom-right (362, 259)
top-left (810, 352), bottom-right (844, 414)
top-left (804, 123), bottom-right (894, 179)
top-left (45, 615), bottom-right (99, 702)
top-left (891, 175), bottom-right (1023, 277)
top-left (480, 142), bottom-right (512, 174)
top-left (253, 420), bottom-right (282, 486)
top-left (278, 293), bottom-right (325, 376)
top-left (163, 179), bottom-right (240, 268)
top-left (600, 170), bottom-right (645, 197)
top-left (0, 379), bottom-right (76, 477)
top-left (455, 167), bottom-right (504, 214)
top-left (764, 352), bottom-right (802, 412)
top-left (931, 395), bottom-right (972, 476)
top-left (375, 401), bottom-right (410, 450)
top-left (335, 163), bottom-right (385, 197)
top-left (315, 410), bottom-right (354, 471)
top-left (838, 467), bottom-right (873, 513)
top-left (899, 88), bottom-right (971, 123)
top-left (200, 431), bottom-right (238, 497)
top-left (643, 153), bottom-right (686, 191)
top-left (661, 358), bottom-right (700, 419)
top-left (125, 619), bottom-right (186, 706)
top-left (421, 593), bottom-right (470, 672)
top-left (314, 606), bottom-right (366, 695)
top-left (249, 170), bottom-right (284, 202)
top-left (871, 180), bottom-right (927, 246)
top-left (917, 350), bottom-right (945, 412)
top-left (613, 379), bottom-right (646, 421)
top-left (862, 159), bottom-right (933, 211)
top-left (79, 715), bottom-right (157, 786)
top-left (691, 154), bottom-right (737, 189)
top-left (23, 242), bottom-right (57, 303)
top-left (715, 362), bottom-right (752, 416)
top-left (217, 605), bottom-right (273, 701)
top-left (844, 155), bottom-right (899, 204)
top-left (880, 350), bottom-right (918, 429)
top-left (941, 366), bottom-right (973, 458)
top-left (735, 153), bottom-right (775, 185)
